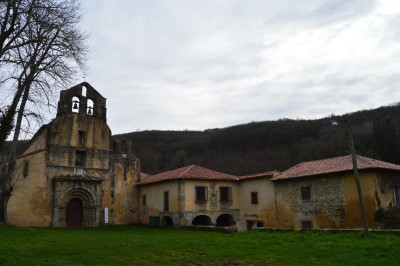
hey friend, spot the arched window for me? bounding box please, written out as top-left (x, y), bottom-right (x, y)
top-left (87, 99), bottom-right (94, 115)
top-left (82, 86), bottom-right (87, 97)
top-left (72, 96), bottom-right (80, 113)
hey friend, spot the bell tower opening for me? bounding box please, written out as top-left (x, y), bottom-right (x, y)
top-left (57, 82), bottom-right (107, 121)
top-left (87, 99), bottom-right (94, 115)
top-left (72, 96), bottom-right (80, 113)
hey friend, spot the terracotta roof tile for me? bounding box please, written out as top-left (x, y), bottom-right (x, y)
top-left (136, 165), bottom-right (237, 185)
top-left (271, 155), bottom-right (400, 181)
top-left (238, 171), bottom-right (279, 180)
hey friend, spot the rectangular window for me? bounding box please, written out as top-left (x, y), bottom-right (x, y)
top-left (23, 160), bottom-right (29, 178)
top-left (164, 191), bottom-right (169, 212)
top-left (251, 192), bottom-right (258, 204)
top-left (78, 131), bottom-right (86, 146)
top-left (301, 186), bottom-right (311, 201)
top-left (301, 221), bottom-right (313, 229)
top-left (75, 150), bottom-right (86, 167)
top-left (195, 186), bottom-right (207, 204)
top-left (142, 195), bottom-right (146, 213)
top-left (219, 187), bottom-right (232, 203)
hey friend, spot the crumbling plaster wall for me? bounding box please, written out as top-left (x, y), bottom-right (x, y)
top-left (342, 171), bottom-right (379, 228)
top-left (274, 175), bottom-right (345, 229)
top-left (8, 151), bottom-right (51, 227)
top-left (47, 114), bottom-right (111, 169)
top-left (138, 180), bottom-right (179, 225)
top-left (238, 178), bottom-right (276, 231)
top-left (106, 157), bottom-right (141, 225)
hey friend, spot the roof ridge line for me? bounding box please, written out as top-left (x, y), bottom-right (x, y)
top-left (178, 165), bottom-right (194, 178)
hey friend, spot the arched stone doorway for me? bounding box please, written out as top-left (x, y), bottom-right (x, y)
top-left (161, 216), bottom-right (173, 226)
top-left (53, 177), bottom-right (102, 228)
top-left (192, 215), bottom-right (212, 225)
top-left (216, 214), bottom-right (235, 226)
top-left (66, 198), bottom-right (83, 228)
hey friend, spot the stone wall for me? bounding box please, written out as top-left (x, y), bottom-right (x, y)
top-left (274, 174), bottom-right (345, 229)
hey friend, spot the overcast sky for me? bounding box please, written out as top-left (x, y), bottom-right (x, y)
top-left (79, 0), bottom-right (400, 134)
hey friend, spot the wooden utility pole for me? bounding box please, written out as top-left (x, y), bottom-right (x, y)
top-left (343, 116), bottom-right (369, 234)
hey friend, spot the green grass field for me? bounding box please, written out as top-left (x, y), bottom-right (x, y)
top-left (0, 225), bottom-right (399, 265)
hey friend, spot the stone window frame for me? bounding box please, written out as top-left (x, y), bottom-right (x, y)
top-left (195, 186), bottom-right (208, 204)
top-left (78, 130), bottom-right (86, 146)
top-left (75, 150), bottom-right (86, 167)
top-left (142, 195), bottom-right (147, 213)
top-left (301, 186), bottom-right (312, 201)
top-left (163, 190), bottom-right (169, 212)
top-left (301, 220), bottom-right (313, 229)
top-left (219, 186), bottom-right (232, 204)
top-left (251, 191), bottom-right (258, 205)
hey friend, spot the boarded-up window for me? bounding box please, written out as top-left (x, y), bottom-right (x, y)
top-left (142, 195), bottom-right (146, 213)
top-left (219, 187), bottom-right (232, 203)
top-left (195, 186), bottom-right (207, 204)
top-left (251, 192), bottom-right (258, 204)
top-left (301, 221), bottom-right (312, 229)
top-left (301, 186), bottom-right (311, 201)
top-left (164, 191), bottom-right (169, 212)
top-left (75, 150), bottom-right (86, 167)
top-left (23, 160), bottom-right (29, 178)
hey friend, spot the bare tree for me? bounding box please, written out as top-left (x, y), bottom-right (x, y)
top-left (0, 0), bottom-right (87, 224)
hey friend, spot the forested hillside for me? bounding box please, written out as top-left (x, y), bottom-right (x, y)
top-left (115, 103), bottom-right (400, 175)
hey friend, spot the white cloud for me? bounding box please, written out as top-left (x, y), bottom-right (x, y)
top-left (76, 0), bottom-right (400, 132)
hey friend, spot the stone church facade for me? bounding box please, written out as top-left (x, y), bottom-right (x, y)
top-left (8, 82), bottom-right (141, 228)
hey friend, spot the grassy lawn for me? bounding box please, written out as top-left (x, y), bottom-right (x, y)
top-left (0, 225), bottom-right (399, 265)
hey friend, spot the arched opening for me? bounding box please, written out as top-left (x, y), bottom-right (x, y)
top-left (192, 215), bottom-right (212, 226)
top-left (161, 216), bottom-right (173, 226)
top-left (82, 85), bottom-right (87, 97)
top-left (72, 96), bottom-right (80, 113)
top-left (87, 99), bottom-right (94, 115)
top-left (66, 198), bottom-right (83, 228)
top-left (216, 214), bottom-right (235, 226)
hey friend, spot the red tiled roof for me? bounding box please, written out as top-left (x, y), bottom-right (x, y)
top-left (136, 165), bottom-right (237, 185)
top-left (271, 155), bottom-right (400, 181)
top-left (238, 171), bottom-right (279, 180)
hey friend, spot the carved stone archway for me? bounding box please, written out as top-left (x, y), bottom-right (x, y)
top-left (53, 177), bottom-right (102, 227)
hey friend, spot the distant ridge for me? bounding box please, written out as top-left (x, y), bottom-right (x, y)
top-left (115, 103), bottom-right (400, 175)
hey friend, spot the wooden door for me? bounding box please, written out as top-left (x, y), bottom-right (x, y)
top-left (66, 198), bottom-right (83, 228)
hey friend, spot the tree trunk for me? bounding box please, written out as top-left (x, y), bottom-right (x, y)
top-left (0, 188), bottom-right (11, 224)
top-left (0, 77), bottom-right (32, 225)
